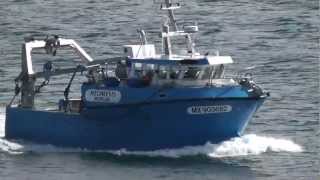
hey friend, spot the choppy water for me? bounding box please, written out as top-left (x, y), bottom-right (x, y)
top-left (0, 0), bottom-right (318, 179)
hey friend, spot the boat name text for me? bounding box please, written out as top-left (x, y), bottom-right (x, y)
top-left (85, 89), bottom-right (121, 103)
top-left (187, 105), bottom-right (232, 114)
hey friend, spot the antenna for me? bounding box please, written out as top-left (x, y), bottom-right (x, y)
top-left (161, 0), bottom-right (180, 31)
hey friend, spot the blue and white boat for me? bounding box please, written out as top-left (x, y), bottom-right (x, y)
top-left (5, 0), bottom-right (269, 151)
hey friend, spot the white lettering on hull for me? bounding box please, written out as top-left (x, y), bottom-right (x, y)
top-left (85, 89), bottom-right (121, 103)
top-left (187, 105), bottom-right (232, 114)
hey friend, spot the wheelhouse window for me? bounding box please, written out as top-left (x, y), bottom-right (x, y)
top-left (125, 61), bottom-right (227, 87)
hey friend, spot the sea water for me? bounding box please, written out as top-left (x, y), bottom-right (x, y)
top-left (0, 0), bottom-right (318, 179)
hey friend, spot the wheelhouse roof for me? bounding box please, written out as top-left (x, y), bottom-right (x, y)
top-left (128, 55), bottom-right (233, 66)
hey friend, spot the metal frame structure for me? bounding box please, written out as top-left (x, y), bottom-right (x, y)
top-left (15, 37), bottom-right (93, 108)
top-left (161, 0), bottom-right (198, 56)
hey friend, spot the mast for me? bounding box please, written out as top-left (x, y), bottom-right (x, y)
top-left (162, 24), bottom-right (172, 56)
top-left (161, 0), bottom-right (180, 56)
top-left (165, 0), bottom-right (178, 31)
top-left (160, 0), bottom-right (198, 56)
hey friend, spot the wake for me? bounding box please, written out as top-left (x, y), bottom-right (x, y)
top-left (110, 134), bottom-right (303, 158)
top-left (0, 109), bottom-right (303, 157)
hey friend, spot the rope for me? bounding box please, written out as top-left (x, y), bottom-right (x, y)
top-left (64, 65), bottom-right (83, 101)
top-left (8, 81), bottom-right (21, 106)
top-left (35, 80), bottom-right (49, 93)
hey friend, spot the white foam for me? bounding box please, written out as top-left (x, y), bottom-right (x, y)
top-left (208, 134), bottom-right (303, 157)
top-left (0, 134), bottom-right (303, 157)
top-left (0, 107), bottom-right (5, 138)
top-left (0, 139), bottom-right (89, 154)
top-left (109, 134), bottom-right (303, 158)
top-left (0, 138), bottom-right (24, 154)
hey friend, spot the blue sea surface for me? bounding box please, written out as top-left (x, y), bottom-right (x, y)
top-left (0, 0), bottom-right (318, 179)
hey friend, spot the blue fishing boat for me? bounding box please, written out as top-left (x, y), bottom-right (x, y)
top-left (5, 0), bottom-right (269, 151)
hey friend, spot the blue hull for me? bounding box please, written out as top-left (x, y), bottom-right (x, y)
top-left (5, 98), bottom-right (264, 151)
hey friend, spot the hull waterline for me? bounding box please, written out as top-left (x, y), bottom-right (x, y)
top-left (5, 98), bottom-right (265, 151)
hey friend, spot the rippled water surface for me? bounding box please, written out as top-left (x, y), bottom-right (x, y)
top-left (0, 0), bottom-right (319, 179)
